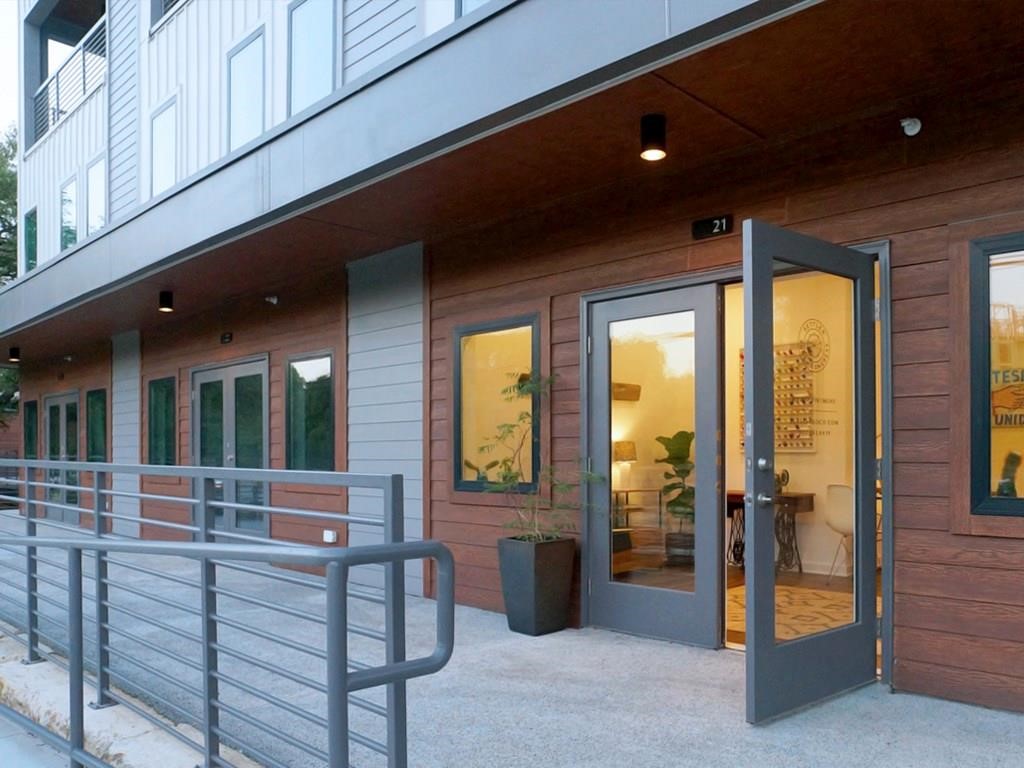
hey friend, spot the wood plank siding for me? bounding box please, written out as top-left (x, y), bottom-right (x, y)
top-left (426, 78), bottom-right (1024, 711)
top-left (139, 279), bottom-right (347, 545)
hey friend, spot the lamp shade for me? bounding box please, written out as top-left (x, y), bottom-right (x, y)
top-left (613, 440), bottom-right (637, 463)
top-left (158, 290), bottom-right (174, 313)
top-left (640, 113), bottom-right (667, 161)
top-left (7, 347), bottom-right (20, 363)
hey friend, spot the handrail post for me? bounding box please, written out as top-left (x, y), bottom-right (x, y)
top-left (68, 547), bottom-right (85, 768)
top-left (325, 560), bottom-right (350, 768)
top-left (91, 471), bottom-right (113, 708)
top-left (198, 475), bottom-right (220, 765)
top-left (24, 466), bottom-right (41, 664)
top-left (383, 474), bottom-right (407, 767)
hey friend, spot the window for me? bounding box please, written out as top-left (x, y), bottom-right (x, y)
top-left (23, 401), bottom-right (37, 459)
top-left (151, 0), bottom-right (183, 26)
top-left (289, 0), bottom-right (333, 115)
top-left (151, 101), bottom-right (177, 196)
top-left (24, 209), bottom-right (37, 272)
top-left (86, 389), bottom-right (107, 462)
top-left (456, 0), bottom-right (492, 17)
top-left (287, 355), bottom-right (334, 470)
top-left (454, 316), bottom-right (540, 491)
top-left (148, 377), bottom-right (176, 465)
top-left (228, 32), bottom-right (265, 151)
top-left (972, 241), bottom-right (1024, 516)
top-left (86, 158), bottom-right (106, 235)
top-left (60, 177), bottom-right (77, 250)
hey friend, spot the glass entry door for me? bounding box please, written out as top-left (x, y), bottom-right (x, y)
top-left (192, 360), bottom-right (269, 536)
top-left (43, 392), bottom-right (79, 524)
top-left (743, 219), bottom-right (877, 722)
top-left (587, 284), bottom-right (721, 646)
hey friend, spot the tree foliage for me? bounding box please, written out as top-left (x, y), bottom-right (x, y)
top-left (0, 125), bottom-right (16, 284)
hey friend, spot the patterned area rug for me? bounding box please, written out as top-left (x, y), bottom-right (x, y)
top-left (727, 583), bottom-right (873, 640)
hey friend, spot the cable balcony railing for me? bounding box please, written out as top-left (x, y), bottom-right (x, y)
top-left (32, 16), bottom-right (107, 145)
top-left (0, 460), bottom-right (455, 768)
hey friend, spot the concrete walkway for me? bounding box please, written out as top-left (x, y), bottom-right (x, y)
top-left (0, 718), bottom-right (66, 768)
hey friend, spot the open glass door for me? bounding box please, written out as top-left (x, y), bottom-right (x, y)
top-left (743, 219), bottom-right (877, 722)
top-left (587, 284), bottom-right (721, 647)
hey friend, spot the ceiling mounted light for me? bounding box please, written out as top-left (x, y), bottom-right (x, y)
top-left (158, 290), bottom-right (174, 313)
top-left (640, 113), bottom-right (667, 161)
top-left (7, 347), bottom-right (20, 363)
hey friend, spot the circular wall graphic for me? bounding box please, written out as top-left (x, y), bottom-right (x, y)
top-left (799, 318), bottom-right (831, 372)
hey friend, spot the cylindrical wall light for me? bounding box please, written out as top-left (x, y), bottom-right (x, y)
top-left (158, 290), bottom-right (174, 313)
top-left (640, 113), bottom-right (667, 162)
top-left (7, 347), bottom-right (20, 363)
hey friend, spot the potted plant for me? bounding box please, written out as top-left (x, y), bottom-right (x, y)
top-left (656, 430), bottom-right (696, 566)
top-left (476, 375), bottom-right (596, 636)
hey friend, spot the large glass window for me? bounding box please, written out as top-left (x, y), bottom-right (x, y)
top-left (60, 177), bottom-right (77, 250)
top-left (23, 401), bottom-right (37, 459)
top-left (86, 389), bottom-right (107, 462)
top-left (87, 158), bottom-right (106, 235)
top-left (229, 33), bottom-right (265, 151)
top-left (148, 377), bottom-right (176, 465)
top-left (454, 317), bottom-right (540, 491)
top-left (151, 102), bottom-right (177, 196)
top-left (289, 0), bottom-right (333, 115)
top-left (287, 355), bottom-right (334, 470)
top-left (24, 209), bottom-right (37, 272)
top-left (973, 244), bottom-right (1024, 516)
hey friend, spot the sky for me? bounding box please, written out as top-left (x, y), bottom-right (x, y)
top-left (0, 0), bottom-right (17, 134)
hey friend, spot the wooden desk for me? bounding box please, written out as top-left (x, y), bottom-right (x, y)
top-left (726, 490), bottom-right (815, 572)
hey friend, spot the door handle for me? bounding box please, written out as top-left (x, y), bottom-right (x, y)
top-left (756, 493), bottom-right (774, 507)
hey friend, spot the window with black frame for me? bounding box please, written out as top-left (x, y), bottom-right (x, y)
top-left (86, 389), bottom-right (107, 462)
top-left (148, 377), bottom-right (176, 465)
top-left (972, 240), bottom-right (1024, 516)
top-left (454, 316), bottom-right (540, 492)
top-left (287, 355), bottom-right (334, 471)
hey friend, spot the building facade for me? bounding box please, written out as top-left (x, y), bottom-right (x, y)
top-left (7, 0), bottom-right (1024, 722)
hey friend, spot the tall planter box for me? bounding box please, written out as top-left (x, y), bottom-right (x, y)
top-left (497, 536), bottom-right (575, 636)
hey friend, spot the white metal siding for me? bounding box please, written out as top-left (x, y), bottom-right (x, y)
top-left (111, 330), bottom-right (142, 537)
top-left (347, 243), bottom-right (424, 596)
top-left (107, 0), bottom-right (139, 221)
top-left (18, 86), bottom-right (107, 271)
top-left (342, 0), bottom-right (420, 83)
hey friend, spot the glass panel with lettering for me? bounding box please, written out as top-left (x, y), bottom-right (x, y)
top-left (990, 251), bottom-right (1024, 500)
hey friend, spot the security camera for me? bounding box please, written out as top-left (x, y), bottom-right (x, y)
top-left (900, 117), bottom-right (922, 137)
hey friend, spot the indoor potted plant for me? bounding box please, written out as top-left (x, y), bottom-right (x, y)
top-left (656, 430), bottom-right (696, 566)
top-left (476, 374), bottom-right (596, 636)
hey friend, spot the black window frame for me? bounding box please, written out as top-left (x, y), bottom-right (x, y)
top-left (86, 388), bottom-right (107, 462)
top-left (453, 314), bottom-right (541, 493)
top-left (970, 232), bottom-right (1024, 517)
top-left (286, 352), bottom-right (335, 471)
top-left (23, 401), bottom-right (38, 459)
top-left (147, 377), bottom-right (177, 466)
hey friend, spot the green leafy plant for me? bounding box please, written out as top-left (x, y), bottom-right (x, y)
top-left (477, 373), bottom-right (599, 542)
top-left (656, 430), bottom-right (695, 531)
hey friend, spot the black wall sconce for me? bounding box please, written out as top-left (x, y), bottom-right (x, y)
top-left (640, 113), bottom-right (667, 161)
top-left (158, 290), bottom-right (174, 313)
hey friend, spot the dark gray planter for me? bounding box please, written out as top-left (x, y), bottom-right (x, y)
top-left (497, 536), bottom-right (576, 636)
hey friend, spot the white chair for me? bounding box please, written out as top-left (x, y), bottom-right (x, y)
top-left (824, 484), bottom-right (854, 584)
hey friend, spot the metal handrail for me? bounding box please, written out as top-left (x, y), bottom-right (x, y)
top-left (31, 15), bottom-right (107, 144)
top-left (0, 460), bottom-right (454, 768)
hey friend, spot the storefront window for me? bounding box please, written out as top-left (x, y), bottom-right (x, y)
top-left (973, 245), bottom-right (1024, 515)
top-left (148, 377), bottom-right (176, 465)
top-left (454, 317), bottom-right (540, 491)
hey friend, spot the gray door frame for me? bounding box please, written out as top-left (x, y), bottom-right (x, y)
top-left (190, 357), bottom-right (270, 536)
top-left (584, 283), bottom-right (722, 647)
top-left (43, 390), bottom-right (80, 525)
top-left (742, 219), bottom-right (878, 723)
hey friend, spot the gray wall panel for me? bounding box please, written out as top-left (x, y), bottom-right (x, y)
top-left (107, 0), bottom-right (139, 222)
top-left (347, 243), bottom-right (424, 595)
top-left (110, 330), bottom-right (141, 537)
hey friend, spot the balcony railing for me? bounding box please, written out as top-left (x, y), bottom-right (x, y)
top-left (33, 16), bottom-right (107, 145)
top-left (0, 460), bottom-right (455, 768)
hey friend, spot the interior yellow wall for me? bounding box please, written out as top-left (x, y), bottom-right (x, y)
top-left (460, 326), bottom-right (533, 482)
top-left (724, 274), bottom-right (856, 575)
